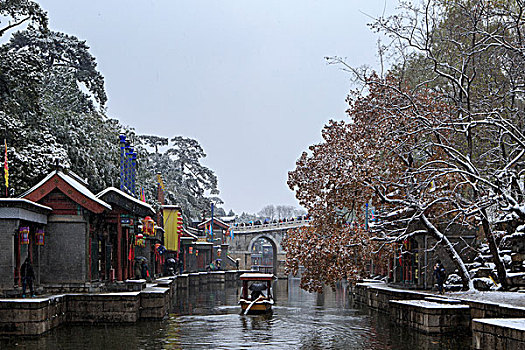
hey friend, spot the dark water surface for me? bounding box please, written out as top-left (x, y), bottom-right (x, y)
top-left (1, 279), bottom-right (471, 349)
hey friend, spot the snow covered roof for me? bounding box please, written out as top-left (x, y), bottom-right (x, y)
top-left (239, 273), bottom-right (275, 281)
top-left (0, 198), bottom-right (52, 224)
top-left (220, 215), bottom-right (236, 223)
top-left (161, 205), bottom-right (182, 210)
top-left (0, 198), bottom-right (52, 212)
top-left (96, 187), bottom-right (155, 215)
top-left (20, 170), bottom-right (111, 211)
top-left (197, 217), bottom-right (230, 230)
top-left (182, 227), bottom-right (198, 240)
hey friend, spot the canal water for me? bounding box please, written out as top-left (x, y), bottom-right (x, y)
top-left (1, 278), bottom-right (470, 349)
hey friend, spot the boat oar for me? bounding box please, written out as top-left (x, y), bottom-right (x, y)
top-left (243, 296), bottom-right (264, 315)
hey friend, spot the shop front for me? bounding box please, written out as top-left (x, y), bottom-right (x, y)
top-left (96, 187), bottom-right (155, 281)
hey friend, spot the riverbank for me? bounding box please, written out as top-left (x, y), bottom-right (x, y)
top-left (0, 270), bottom-right (248, 336)
top-left (352, 281), bottom-right (525, 349)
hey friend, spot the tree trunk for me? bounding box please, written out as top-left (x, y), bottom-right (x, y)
top-left (420, 214), bottom-right (474, 291)
top-left (480, 209), bottom-right (508, 290)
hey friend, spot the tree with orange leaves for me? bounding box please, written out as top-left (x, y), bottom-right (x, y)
top-left (286, 73), bottom-right (476, 291)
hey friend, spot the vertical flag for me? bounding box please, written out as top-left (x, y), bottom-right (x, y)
top-left (3, 139), bottom-right (8, 195)
top-left (230, 227), bottom-right (234, 240)
top-left (210, 202), bottom-right (214, 241)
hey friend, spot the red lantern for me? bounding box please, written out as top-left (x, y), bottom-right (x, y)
top-left (36, 229), bottom-right (45, 246)
top-left (189, 247), bottom-right (193, 255)
top-left (19, 227), bottom-right (29, 245)
top-left (142, 216), bottom-right (155, 236)
top-left (135, 233), bottom-right (145, 247)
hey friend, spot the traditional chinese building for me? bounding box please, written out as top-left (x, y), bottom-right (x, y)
top-left (20, 169), bottom-right (111, 286)
top-left (96, 187), bottom-right (155, 281)
top-left (0, 199), bottom-right (52, 293)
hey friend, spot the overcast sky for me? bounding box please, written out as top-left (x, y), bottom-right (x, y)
top-left (37, 0), bottom-right (396, 215)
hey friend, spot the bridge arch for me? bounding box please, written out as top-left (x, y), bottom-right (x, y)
top-left (247, 234), bottom-right (281, 275)
top-left (247, 233), bottom-right (282, 254)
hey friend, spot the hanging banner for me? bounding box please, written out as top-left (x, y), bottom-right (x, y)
top-left (19, 227), bottom-right (29, 244)
top-left (36, 229), bottom-right (45, 246)
top-left (162, 206), bottom-right (182, 252)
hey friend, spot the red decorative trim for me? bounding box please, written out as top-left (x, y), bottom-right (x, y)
top-left (24, 174), bottom-right (107, 213)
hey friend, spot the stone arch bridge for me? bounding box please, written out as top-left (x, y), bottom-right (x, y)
top-left (228, 219), bottom-right (310, 278)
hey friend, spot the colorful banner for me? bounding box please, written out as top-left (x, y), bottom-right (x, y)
top-left (36, 229), bottom-right (45, 246)
top-left (163, 207), bottom-right (181, 251)
top-left (19, 227), bottom-right (29, 244)
top-left (4, 139), bottom-right (8, 190)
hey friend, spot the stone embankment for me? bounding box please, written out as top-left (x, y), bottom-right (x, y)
top-left (353, 281), bottom-right (525, 349)
top-left (0, 270), bottom-right (245, 336)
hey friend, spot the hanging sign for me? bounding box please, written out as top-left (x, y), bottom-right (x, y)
top-left (19, 227), bottom-right (29, 245)
top-left (36, 229), bottom-right (45, 246)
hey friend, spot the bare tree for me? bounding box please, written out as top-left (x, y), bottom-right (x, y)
top-left (258, 205), bottom-right (276, 220)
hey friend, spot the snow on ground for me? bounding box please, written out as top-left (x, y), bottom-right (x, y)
top-left (473, 318), bottom-right (525, 330)
top-left (447, 290), bottom-right (525, 308)
top-left (359, 281), bottom-right (525, 309)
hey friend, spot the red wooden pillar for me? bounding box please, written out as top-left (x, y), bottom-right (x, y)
top-left (15, 230), bottom-right (21, 286)
top-left (124, 228), bottom-right (129, 280)
top-left (117, 214), bottom-right (122, 281)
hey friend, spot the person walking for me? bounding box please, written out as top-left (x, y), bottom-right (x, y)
top-left (433, 260), bottom-right (446, 294)
top-left (178, 258), bottom-right (184, 275)
top-left (21, 257), bottom-right (35, 298)
top-left (141, 260), bottom-right (150, 281)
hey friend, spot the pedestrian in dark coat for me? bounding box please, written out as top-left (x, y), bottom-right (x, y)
top-left (178, 258), bottom-right (184, 275)
top-left (433, 260), bottom-right (446, 294)
top-left (21, 258), bottom-right (35, 297)
top-left (141, 260), bottom-right (150, 281)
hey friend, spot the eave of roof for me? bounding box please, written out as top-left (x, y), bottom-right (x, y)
top-left (197, 217), bottom-right (229, 229)
top-left (0, 198), bottom-right (52, 212)
top-left (97, 187), bottom-right (155, 215)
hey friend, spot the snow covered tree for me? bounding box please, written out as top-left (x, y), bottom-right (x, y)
top-left (259, 205), bottom-right (276, 220)
top-left (136, 135), bottom-right (222, 223)
top-left (287, 73), bottom-right (476, 291)
top-left (0, 23), bottom-right (119, 193)
top-left (0, 0), bottom-right (47, 38)
top-left (288, 0), bottom-right (525, 291)
top-left (369, 0), bottom-right (525, 289)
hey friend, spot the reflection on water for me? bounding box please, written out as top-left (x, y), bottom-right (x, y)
top-left (0, 278), bottom-right (471, 349)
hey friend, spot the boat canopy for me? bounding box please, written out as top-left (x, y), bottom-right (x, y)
top-left (239, 273), bottom-right (274, 281)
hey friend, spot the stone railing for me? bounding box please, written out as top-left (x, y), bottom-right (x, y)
top-left (231, 219), bottom-right (311, 233)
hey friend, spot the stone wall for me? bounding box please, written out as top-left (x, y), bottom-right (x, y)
top-left (43, 215), bottom-right (88, 283)
top-left (0, 220), bottom-right (17, 290)
top-left (353, 282), bottom-right (430, 313)
top-left (472, 319), bottom-right (525, 349)
top-left (67, 293), bottom-right (141, 323)
top-left (353, 282), bottom-right (525, 319)
top-left (0, 270), bottom-right (247, 335)
top-left (354, 281), bottom-right (525, 347)
top-left (389, 300), bottom-right (470, 334)
top-left (0, 296), bottom-right (67, 335)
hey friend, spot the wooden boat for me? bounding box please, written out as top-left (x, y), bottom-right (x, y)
top-left (239, 273), bottom-right (275, 315)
